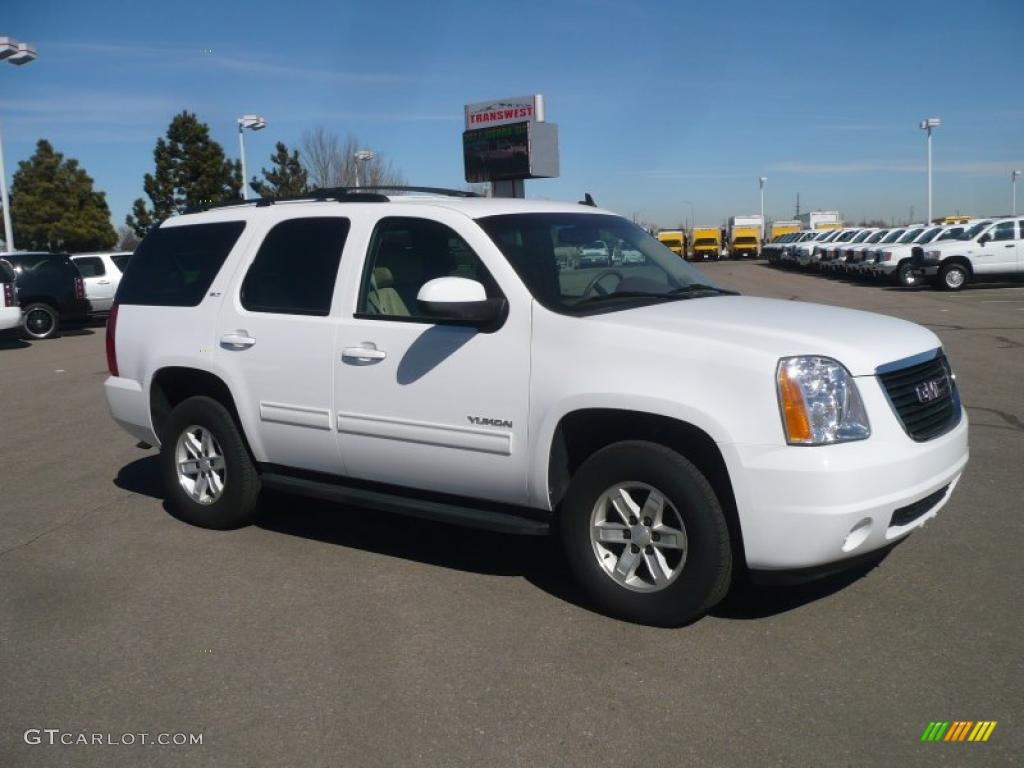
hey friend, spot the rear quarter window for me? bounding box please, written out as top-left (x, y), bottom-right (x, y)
top-left (111, 253), bottom-right (132, 272)
top-left (117, 222), bottom-right (245, 306)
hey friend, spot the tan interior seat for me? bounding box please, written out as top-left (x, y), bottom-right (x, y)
top-left (365, 266), bottom-right (409, 316)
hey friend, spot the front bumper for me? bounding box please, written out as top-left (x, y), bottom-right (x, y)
top-left (725, 395), bottom-right (969, 572)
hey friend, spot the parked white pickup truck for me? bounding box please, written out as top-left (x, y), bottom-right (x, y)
top-left (914, 217), bottom-right (1020, 290)
top-left (104, 188), bottom-right (969, 626)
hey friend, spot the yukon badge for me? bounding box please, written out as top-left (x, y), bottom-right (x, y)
top-left (468, 416), bottom-right (513, 428)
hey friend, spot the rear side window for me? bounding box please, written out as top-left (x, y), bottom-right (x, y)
top-left (74, 257), bottom-right (106, 277)
top-left (111, 253), bottom-right (132, 272)
top-left (241, 217), bottom-right (350, 316)
top-left (0, 259), bottom-right (14, 283)
top-left (117, 222), bottom-right (245, 306)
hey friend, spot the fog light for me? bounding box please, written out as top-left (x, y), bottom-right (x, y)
top-left (842, 518), bottom-right (873, 552)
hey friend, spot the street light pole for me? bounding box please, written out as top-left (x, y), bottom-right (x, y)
top-left (1012, 170), bottom-right (1020, 216)
top-left (919, 117), bottom-right (941, 223)
top-left (0, 37), bottom-right (38, 252)
top-left (353, 150), bottom-right (375, 188)
top-left (680, 199), bottom-right (694, 230)
top-left (236, 115), bottom-right (267, 200)
top-left (758, 176), bottom-right (767, 225)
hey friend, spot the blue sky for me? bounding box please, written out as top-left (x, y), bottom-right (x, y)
top-left (3, 0), bottom-right (1022, 231)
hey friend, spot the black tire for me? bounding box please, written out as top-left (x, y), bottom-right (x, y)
top-left (558, 441), bottom-right (732, 627)
top-left (22, 302), bottom-right (60, 340)
top-left (160, 395), bottom-right (261, 530)
top-left (895, 260), bottom-right (918, 288)
top-left (939, 262), bottom-right (968, 291)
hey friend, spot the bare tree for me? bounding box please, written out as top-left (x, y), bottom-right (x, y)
top-left (117, 224), bottom-right (141, 251)
top-left (300, 127), bottom-right (406, 189)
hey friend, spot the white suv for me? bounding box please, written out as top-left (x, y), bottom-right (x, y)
top-left (0, 257), bottom-right (20, 331)
top-left (72, 251), bottom-right (132, 316)
top-left (104, 188), bottom-right (969, 626)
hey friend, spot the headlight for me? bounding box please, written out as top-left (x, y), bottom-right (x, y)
top-left (880, 251), bottom-right (892, 262)
top-left (926, 249), bottom-right (940, 258)
top-left (776, 356), bottom-right (871, 445)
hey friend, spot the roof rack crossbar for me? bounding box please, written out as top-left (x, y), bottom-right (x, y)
top-left (311, 185), bottom-right (480, 198)
top-left (182, 185), bottom-right (478, 214)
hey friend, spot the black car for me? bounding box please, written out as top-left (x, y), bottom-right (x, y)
top-left (2, 252), bottom-right (90, 339)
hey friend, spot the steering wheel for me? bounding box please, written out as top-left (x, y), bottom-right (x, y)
top-left (582, 269), bottom-right (625, 298)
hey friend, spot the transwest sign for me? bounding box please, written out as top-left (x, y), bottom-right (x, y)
top-left (464, 95), bottom-right (545, 130)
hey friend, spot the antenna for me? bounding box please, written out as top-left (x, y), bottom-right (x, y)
top-left (795, 193), bottom-right (801, 218)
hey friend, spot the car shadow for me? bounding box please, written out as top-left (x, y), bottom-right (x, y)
top-left (61, 327), bottom-right (96, 337)
top-left (114, 454), bottom-right (875, 624)
top-left (0, 337), bottom-right (30, 350)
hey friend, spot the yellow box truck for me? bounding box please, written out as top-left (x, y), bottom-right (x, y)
top-left (656, 230), bottom-right (687, 258)
top-left (727, 215), bottom-right (764, 259)
top-left (769, 220), bottom-right (801, 240)
top-left (691, 227), bottom-right (722, 260)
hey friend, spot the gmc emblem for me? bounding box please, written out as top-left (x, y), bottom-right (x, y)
top-left (915, 376), bottom-right (949, 404)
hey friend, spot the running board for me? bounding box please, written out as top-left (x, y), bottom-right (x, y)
top-left (260, 473), bottom-right (551, 536)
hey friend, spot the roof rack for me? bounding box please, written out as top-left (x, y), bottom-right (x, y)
top-left (184, 185), bottom-right (479, 214)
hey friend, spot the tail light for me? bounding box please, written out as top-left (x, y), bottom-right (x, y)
top-left (106, 302), bottom-right (119, 377)
top-left (74, 276), bottom-right (85, 299)
top-left (2, 282), bottom-right (12, 308)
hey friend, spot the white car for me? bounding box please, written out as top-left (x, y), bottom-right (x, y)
top-left (0, 257), bottom-right (21, 331)
top-left (104, 189), bottom-right (969, 626)
top-left (916, 217), bottom-right (1022, 290)
top-left (71, 251), bottom-right (132, 315)
top-left (792, 229), bottom-right (842, 267)
top-left (578, 240), bottom-right (611, 267)
top-left (873, 224), bottom-right (955, 285)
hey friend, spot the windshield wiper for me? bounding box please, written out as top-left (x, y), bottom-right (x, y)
top-left (574, 284), bottom-right (738, 307)
top-left (574, 291), bottom-right (680, 307)
top-left (666, 283), bottom-right (739, 296)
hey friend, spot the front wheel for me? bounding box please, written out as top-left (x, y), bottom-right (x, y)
top-left (559, 441), bottom-right (732, 626)
top-left (939, 263), bottom-right (968, 291)
top-left (160, 396), bottom-right (261, 529)
top-left (895, 261), bottom-right (918, 288)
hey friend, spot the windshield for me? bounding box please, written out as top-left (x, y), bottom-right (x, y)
top-left (938, 228), bottom-right (963, 240)
top-left (960, 222), bottom-right (990, 240)
top-left (916, 227), bottom-right (942, 244)
top-left (478, 213), bottom-right (734, 315)
top-left (866, 230), bottom-right (888, 243)
top-left (852, 230), bottom-right (873, 242)
top-left (898, 228), bottom-right (924, 243)
top-left (881, 229), bottom-right (906, 243)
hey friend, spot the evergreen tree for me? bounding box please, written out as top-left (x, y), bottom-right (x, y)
top-left (250, 142), bottom-right (309, 198)
top-left (9, 139), bottom-right (117, 252)
top-left (126, 111), bottom-right (241, 237)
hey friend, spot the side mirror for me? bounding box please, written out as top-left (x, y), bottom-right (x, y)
top-left (978, 233), bottom-right (990, 246)
top-left (416, 277), bottom-right (506, 332)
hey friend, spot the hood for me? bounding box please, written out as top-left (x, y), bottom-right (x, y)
top-left (590, 296), bottom-right (940, 376)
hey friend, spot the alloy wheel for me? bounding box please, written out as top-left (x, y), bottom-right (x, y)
top-left (175, 425), bottom-right (227, 504)
top-left (590, 482), bottom-right (688, 593)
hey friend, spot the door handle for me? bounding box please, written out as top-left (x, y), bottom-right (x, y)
top-left (342, 344), bottom-right (387, 363)
top-left (97, 279), bottom-right (111, 284)
top-left (1005, 244), bottom-right (1015, 248)
top-left (220, 331), bottom-right (256, 349)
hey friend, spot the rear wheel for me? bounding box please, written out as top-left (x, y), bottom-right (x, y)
top-left (939, 263), bottom-right (968, 291)
top-left (559, 441), bottom-right (732, 627)
top-left (22, 303), bottom-right (60, 340)
top-left (160, 396), bottom-right (261, 529)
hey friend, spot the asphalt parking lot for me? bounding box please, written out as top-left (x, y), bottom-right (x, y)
top-left (1, 263), bottom-right (1021, 767)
